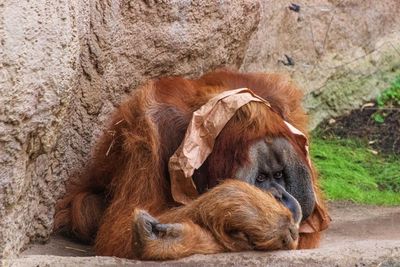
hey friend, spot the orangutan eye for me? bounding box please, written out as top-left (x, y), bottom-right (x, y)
top-left (256, 173), bottom-right (268, 183)
top-left (273, 171), bottom-right (283, 179)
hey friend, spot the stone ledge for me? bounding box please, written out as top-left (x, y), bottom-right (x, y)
top-left (6, 203), bottom-right (400, 267)
top-left (5, 241), bottom-right (400, 267)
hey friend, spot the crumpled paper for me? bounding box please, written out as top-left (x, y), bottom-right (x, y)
top-left (299, 203), bottom-right (330, 233)
top-left (168, 88), bottom-right (330, 233)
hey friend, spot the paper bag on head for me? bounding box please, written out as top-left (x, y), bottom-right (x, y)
top-left (168, 88), bottom-right (330, 233)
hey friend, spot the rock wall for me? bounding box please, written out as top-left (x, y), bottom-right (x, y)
top-left (241, 0), bottom-right (400, 128)
top-left (1, 0), bottom-right (400, 258)
top-left (0, 0), bottom-right (260, 258)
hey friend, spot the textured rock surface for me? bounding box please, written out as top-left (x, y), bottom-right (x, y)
top-left (6, 243), bottom-right (400, 267)
top-left (241, 0), bottom-right (400, 128)
top-left (6, 202), bottom-right (400, 266)
top-left (0, 0), bottom-right (260, 258)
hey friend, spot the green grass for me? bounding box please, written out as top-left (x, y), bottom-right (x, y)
top-left (310, 137), bottom-right (400, 205)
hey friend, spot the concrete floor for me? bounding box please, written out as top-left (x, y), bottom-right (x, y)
top-left (4, 202), bottom-right (400, 267)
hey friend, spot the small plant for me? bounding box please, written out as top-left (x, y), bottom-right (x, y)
top-left (371, 75), bottom-right (400, 123)
top-left (371, 112), bottom-right (385, 124)
top-left (376, 76), bottom-right (400, 107)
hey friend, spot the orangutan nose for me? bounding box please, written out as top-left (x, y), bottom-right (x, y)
top-left (270, 182), bottom-right (303, 226)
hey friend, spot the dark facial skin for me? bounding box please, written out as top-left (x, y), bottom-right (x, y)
top-left (235, 137), bottom-right (315, 223)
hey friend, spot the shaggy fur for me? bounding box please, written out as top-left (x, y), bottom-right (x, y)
top-left (54, 70), bottom-right (328, 259)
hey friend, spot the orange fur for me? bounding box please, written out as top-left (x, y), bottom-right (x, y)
top-left (54, 69), bottom-right (328, 259)
top-left (134, 180), bottom-right (296, 260)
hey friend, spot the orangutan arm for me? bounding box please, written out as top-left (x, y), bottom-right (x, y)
top-left (130, 180), bottom-right (298, 260)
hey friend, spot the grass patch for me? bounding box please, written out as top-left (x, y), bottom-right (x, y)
top-left (310, 136), bottom-right (400, 205)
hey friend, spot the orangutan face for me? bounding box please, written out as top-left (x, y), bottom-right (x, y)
top-left (235, 137), bottom-right (315, 223)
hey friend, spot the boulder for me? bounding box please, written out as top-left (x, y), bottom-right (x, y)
top-left (242, 0), bottom-right (400, 128)
top-left (0, 0), bottom-right (260, 257)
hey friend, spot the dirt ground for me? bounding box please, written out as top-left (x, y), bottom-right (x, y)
top-left (5, 201), bottom-right (400, 267)
top-left (318, 103), bottom-right (400, 155)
